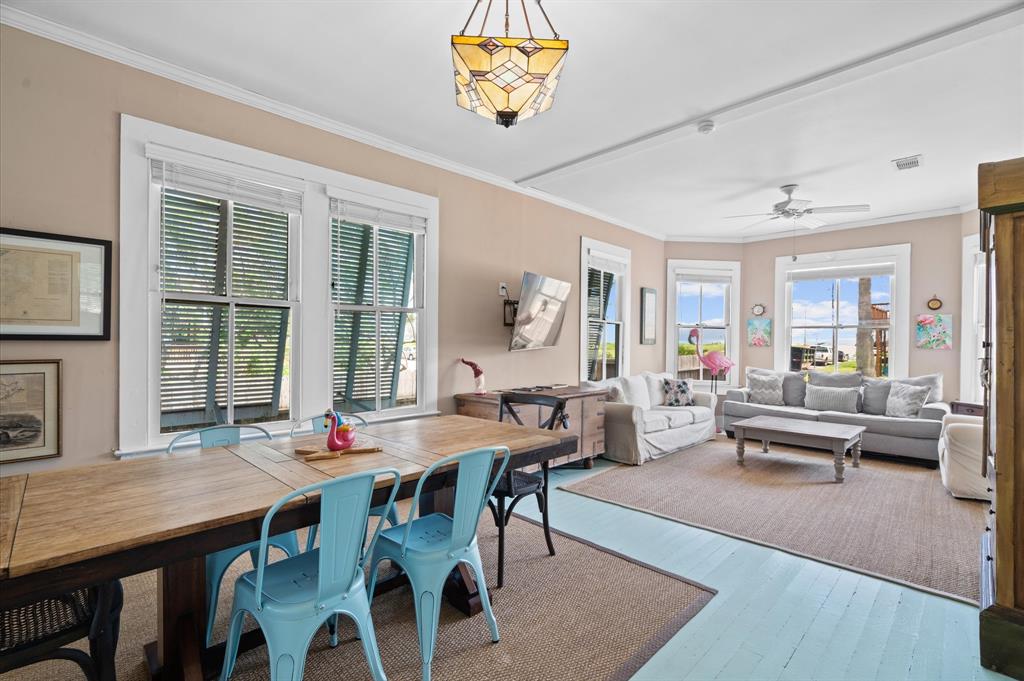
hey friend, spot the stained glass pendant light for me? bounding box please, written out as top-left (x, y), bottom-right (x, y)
top-left (452, 0), bottom-right (568, 128)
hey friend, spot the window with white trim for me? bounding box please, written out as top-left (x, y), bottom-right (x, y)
top-left (666, 260), bottom-right (741, 387)
top-left (153, 160), bottom-right (300, 433)
top-left (961, 234), bottom-right (986, 402)
top-left (581, 239), bottom-right (630, 381)
top-left (329, 199), bottom-right (425, 416)
top-left (773, 245), bottom-right (910, 378)
top-left (787, 269), bottom-right (892, 376)
top-left (119, 115), bottom-right (440, 454)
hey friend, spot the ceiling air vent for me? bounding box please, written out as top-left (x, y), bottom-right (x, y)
top-left (892, 154), bottom-right (923, 171)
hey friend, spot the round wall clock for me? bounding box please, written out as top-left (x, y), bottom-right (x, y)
top-left (751, 303), bottom-right (766, 316)
top-left (927, 296), bottom-right (943, 311)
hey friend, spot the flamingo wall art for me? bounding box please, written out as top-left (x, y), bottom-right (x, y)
top-left (688, 327), bottom-right (735, 394)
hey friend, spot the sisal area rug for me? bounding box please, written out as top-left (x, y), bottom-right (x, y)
top-left (6, 515), bottom-right (713, 681)
top-left (563, 438), bottom-right (986, 603)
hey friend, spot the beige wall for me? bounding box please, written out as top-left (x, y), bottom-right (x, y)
top-left (666, 212), bottom-right (968, 396)
top-left (0, 27), bottom-right (667, 473)
top-left (0, 27), bottom-right (972, 475)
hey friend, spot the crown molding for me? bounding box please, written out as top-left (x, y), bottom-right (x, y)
top-left (0, 4), bottom-right (664, 242)
top-left (665, 206), bottom-right (969, 244)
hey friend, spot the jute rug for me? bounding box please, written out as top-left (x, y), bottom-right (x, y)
top-left (563, 438), bottom-right (986, 603)
top-left (6, 514), bottom-right (713, 681)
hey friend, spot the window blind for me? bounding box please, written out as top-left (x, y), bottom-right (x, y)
top-left (329, 198), bottom-right (427, 234)
top-left (151, 159), bottom-right (303, 215)
top-left (787, 263), bottom-right (895, 282)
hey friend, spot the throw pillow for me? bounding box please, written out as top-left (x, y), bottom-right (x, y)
top-left (662, 378), bottom-right (695, 407)
top-left (885, 381), bottom-right (931, 418)
top-left (644, 371), bottom-right (673, 407)
top-left (896, 373), bottom-right (943, 403)
top-left (747, 367), bottom-right (807, 407)
top-left (804, 384), bottom-right (860, 414)
top-left (808, 371), bottom-right (862, 388)
top-left (618, 374), bottom-right (652, 410)
top-left (861, 378), bottom-right (892, 415)
top-left (747, 372), bottom-right (785, 406)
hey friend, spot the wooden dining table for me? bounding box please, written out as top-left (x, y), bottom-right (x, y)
top-left (0, 415), bottom-right (576, 681)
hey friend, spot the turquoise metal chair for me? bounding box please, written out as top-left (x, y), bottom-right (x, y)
top-left (287, 412), bottom-right (368, 437)
top-left (220, 468), bottom-right (401, 681)
top-left (287, 413), bottom-right (397, 552)
top-left (367, 447), bottom-right (509, 681)
top-left (166, 425), bottom-right (303, 647)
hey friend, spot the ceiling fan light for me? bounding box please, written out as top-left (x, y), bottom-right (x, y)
top-left (452, 35), bottom-right (569, 127)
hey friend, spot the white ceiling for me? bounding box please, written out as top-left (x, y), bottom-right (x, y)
top-left (4, 0), bottom-right (1023, 240)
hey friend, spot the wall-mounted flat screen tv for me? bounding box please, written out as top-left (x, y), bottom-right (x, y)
top-left (509, 272), bottom-right (572, 351)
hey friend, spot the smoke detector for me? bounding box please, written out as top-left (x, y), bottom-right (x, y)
top-left (892, 154), bottom-right (923, 171)
top-left (697, 119), bottom-right (716, 135)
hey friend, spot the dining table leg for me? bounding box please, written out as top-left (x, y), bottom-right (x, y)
top-left (145, 556), bottom-right (207, 681)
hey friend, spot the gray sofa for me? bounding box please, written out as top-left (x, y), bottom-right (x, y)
top-left (723, 370), bottom-right (950, 463)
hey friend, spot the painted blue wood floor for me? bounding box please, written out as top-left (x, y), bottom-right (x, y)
top-left (515, 460), bottom-right (1008, 681)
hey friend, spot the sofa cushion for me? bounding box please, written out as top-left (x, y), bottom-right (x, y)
top-left (662, 378), bottom-right (695, 407)
top-left (808, 371), bottom-right (862, 388)
top-left (651, 405), bottom-right (714, 426)
top-left (804, 384), bottom-right (859, 414)
top-left (861, 378), bottom-right (891, 415)
top-left (747, 373), bottom-right (785, 406)
top-left (580, 377), bottom-right (624, 403)
top-left (724, 401), bottom-right (820, 422)
top-left (894, 373), bottom-right (944, 403)
top-left (640, 411), bottom-right (671, 433)
top-left (885, 382), bottom-right (931, 418)
top-left (650, 406), bottom-right (694, 428)
top-left (818, 411), bottom-right (942, 440)
top-left (747, 367), bottom-right (807, 407)
top-left (619, 375), bottom-right (652, 410)
top-left (642, 371), bottom-right (673, 407)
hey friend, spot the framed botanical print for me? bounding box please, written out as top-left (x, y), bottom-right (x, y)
top-left (0, 228), bottom-right (112, 340)
top-left (0, 360), bottom-right (62, 463)
top-left (640, 287), bottom-right (657, 345)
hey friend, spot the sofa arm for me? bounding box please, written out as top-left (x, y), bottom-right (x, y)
top-left (919, 402), bottom-right (951, 421)
top-left (604, 402), bottom-right (641, 427)
top-left (602, 402), bottom-right (645, 465)
top-left (724, 388), bottom-right (749, 404)
top-left (692, 391), bottom-right (718, 412)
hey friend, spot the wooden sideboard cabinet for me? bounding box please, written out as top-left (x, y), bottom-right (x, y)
top-left (454, 386), bottom-right (608, 471)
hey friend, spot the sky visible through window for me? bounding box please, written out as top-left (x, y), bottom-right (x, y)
top-left (791, 275), bottom-right (891, 361)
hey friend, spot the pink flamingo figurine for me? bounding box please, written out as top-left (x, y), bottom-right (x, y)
top-left (324, 410), bottom-right (356, 451)
top-left (688, 327), bottom-right (734, 395)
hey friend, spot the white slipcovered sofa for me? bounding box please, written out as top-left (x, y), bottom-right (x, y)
top-left (581, 372), bottom-right (717, 465)
top-left (938, 414), bottom-right (991, 501)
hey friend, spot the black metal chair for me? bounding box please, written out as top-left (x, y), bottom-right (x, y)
top-left (0, 580), bottom-right (123, 681)
top-left (487, 392), bottom-right (569, 588)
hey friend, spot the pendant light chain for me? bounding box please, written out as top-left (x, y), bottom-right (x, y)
top-left (459, 0), bottom-right (481, 36)
top-left (521, 0), bottom-right (534, 37)
top-left (536, 0), bottom-right (559, 39)
top-left (460, 0), bottom-right (559, 38)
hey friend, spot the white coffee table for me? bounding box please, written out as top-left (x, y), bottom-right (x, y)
top-left (731, 415), bottom-right (866, 483)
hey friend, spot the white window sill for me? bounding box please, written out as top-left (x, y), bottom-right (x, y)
top-left (115, 409), bottom-right (442, 459)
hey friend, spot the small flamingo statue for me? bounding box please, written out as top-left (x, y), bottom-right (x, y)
top-left (324, 410), bottom-right (356, 451)
top-left (689, 327), bottom-right (734, 395)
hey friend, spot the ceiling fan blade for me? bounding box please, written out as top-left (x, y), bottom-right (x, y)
top-left (722, 212), bottom-right (776, 219)
top-left (740, 216), bottom-right (781, 231)
top-left (794, 216), bottom-right (827, 229)
top-left (805, 204), bottom-right (870, 214)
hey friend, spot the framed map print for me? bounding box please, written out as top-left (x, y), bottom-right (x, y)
top-left (0, 228), bottom-right (111, 340)
top-left (0, 360), bottom-right (61, 463)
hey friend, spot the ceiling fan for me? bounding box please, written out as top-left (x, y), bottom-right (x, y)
top-left (724, 184), bottom-right (870, 231)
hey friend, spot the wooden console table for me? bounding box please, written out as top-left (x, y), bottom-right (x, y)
top-left (455, 385), bottom-right (607, 470)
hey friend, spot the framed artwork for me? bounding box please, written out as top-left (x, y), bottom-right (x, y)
top-left (0, 359), bottom-right (62, 463)
top-left (747, 318), bottom-right (772, 347)
top-left (0, 228), bottom-right (112, 340)
top-left (916, 313), bottom-right (953, 350)
top-left (640, 287), bottom-right (657, 345)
